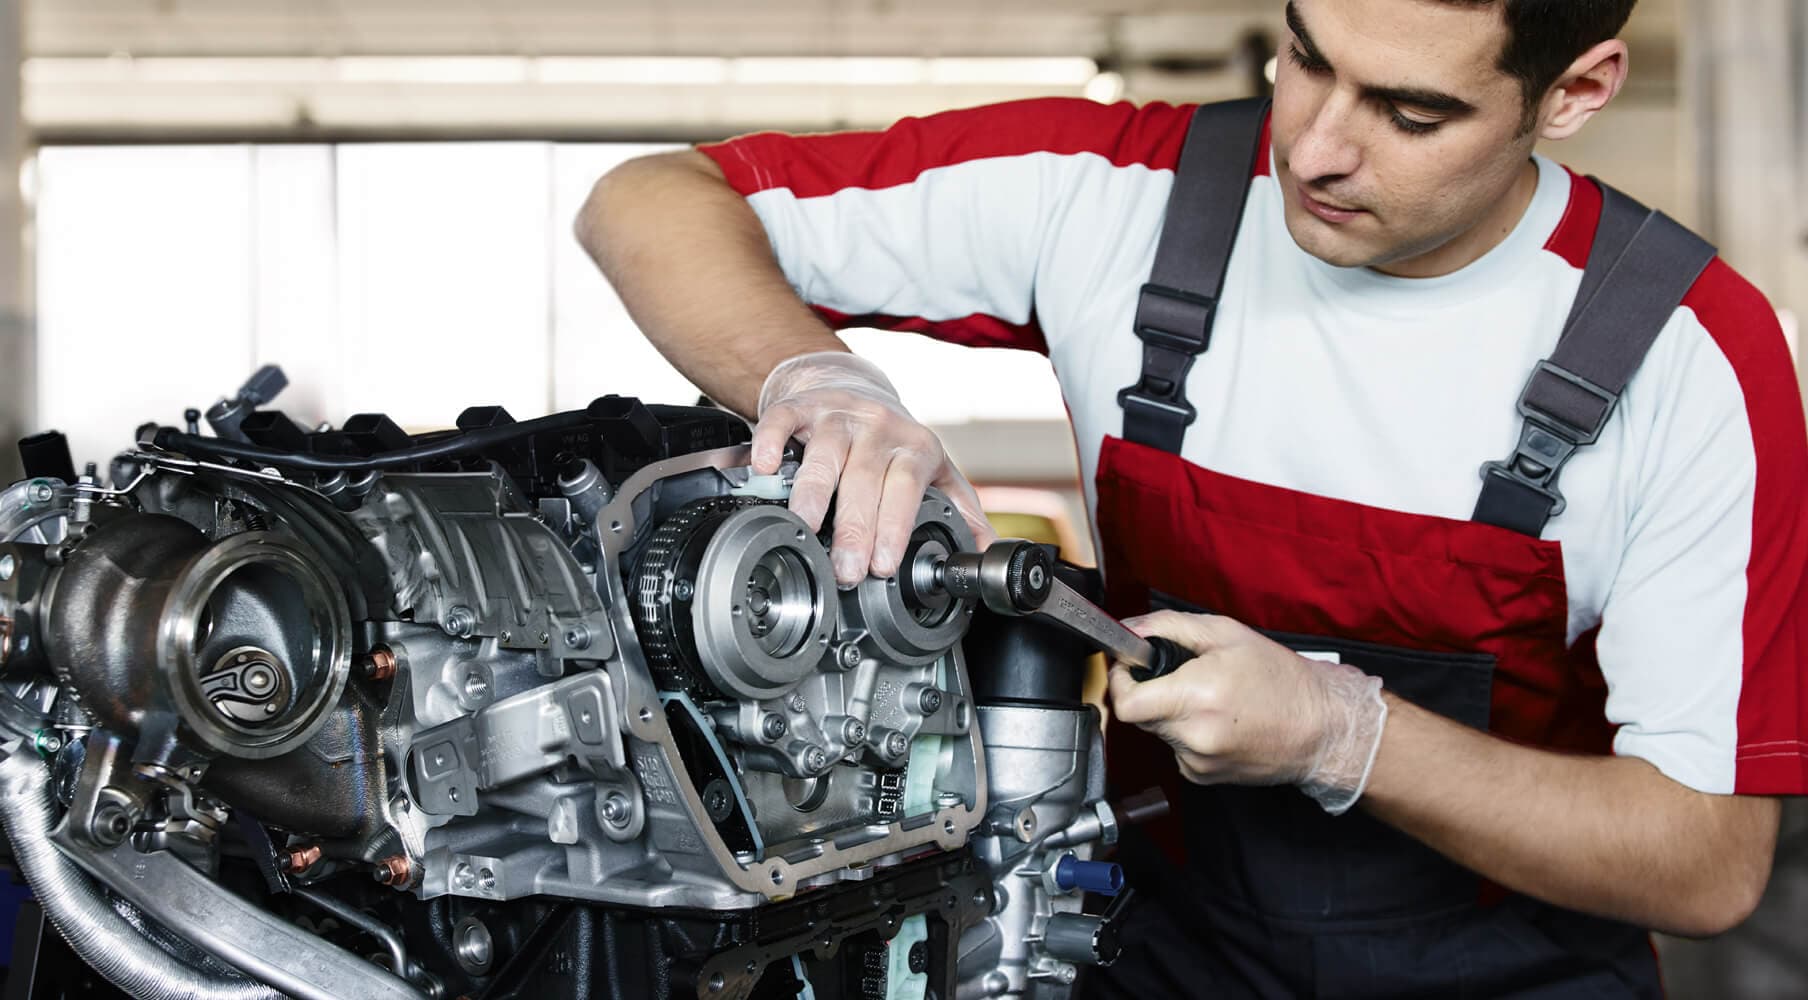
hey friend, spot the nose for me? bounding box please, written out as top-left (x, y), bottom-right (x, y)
top-left (1288, 96), bottom-right (1362, 185)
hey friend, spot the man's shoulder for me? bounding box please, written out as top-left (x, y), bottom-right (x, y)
top-left (699, 98), bottom-right (1201, 199)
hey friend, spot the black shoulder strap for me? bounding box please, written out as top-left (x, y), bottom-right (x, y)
top-left (1473, 181), bottom-right (1718, 536)
top-left (1118, 97), bottom-right (1271, 454)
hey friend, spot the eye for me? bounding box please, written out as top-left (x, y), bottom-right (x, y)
top-left (1388, 107), bottom-right (1443, 136)
top-left (1286, 43), bottom-right (1330, 76)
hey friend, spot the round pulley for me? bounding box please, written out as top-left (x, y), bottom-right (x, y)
top-left (852, 492), bottom-right (977, 665)
top-left (634, 498), bottom-right (836, 700)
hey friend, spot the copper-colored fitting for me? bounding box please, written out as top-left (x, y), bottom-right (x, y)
top-left (361, 646), bottom-right (397, 682)
top-left (373, 854), bottom-right (412, 887)
top-left (0, 617), bottom-right (13, 666)
top-left (280, 844), bottom-right (322, 873)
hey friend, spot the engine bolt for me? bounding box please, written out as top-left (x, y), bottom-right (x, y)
top-left (835, 643), bottom-right (862, 671)
top-left (564, 625), bottom-right (592, 650)
top-left (760, 713), bottom-right (788, 742)
top-left (372, 855), bottom-right (412, 887)
top-left (803, 746), bottom-right (829, 773)
top-left (672, 580), bottom-right (696, 602)
top-left (600, 792), bottom-right (632, 828)
top-left (361, 646), bottom-right (398, 682)
top-left (786, 693), bottom-right (807, 713)
top-left (89, 803), bottom-right (131, 847)
top-left (918, 688), bottom-right (944, 714)
top-left (842, 719), bottom-right (867, 746)
top-left (442, 606), bottom-right (476, 639)
top-left (280, 844), bottom-right (322, 873)
top-left (884, 731), bottom-right (910, 758)
top-left (26, 481), bottom-right (54, 506)
top-left (30, 730), bottom-right (63, 757)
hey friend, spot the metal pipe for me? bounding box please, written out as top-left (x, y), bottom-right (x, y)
top-left (0, 750), bottom-right (285, 1000)
top-left (294, 886), bottom-right (418, 983)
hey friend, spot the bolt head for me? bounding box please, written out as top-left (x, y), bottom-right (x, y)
top-left (804, 746), bottom-right (829, 772)
top-left (885, 731), bottom-right (910, 757)
top-left (760, 713), bottom-right (788, 741)
top-left (836, 643), bottom-right (862, 670)
top-left (918, 688), bottom-right (943, 714)
top-left (673, 579), bottom-right (696, 601)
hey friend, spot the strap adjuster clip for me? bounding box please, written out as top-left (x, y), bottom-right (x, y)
top-left (1518, 359), bottom-right (1617, 445)
top-left (1477, 361), bottom-right (1619, 519)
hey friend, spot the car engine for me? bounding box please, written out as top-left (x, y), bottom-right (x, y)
top-left (0, 369), bottom-right (1155, 1000)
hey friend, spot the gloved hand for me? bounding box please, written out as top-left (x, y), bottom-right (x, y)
top-left (752, 351), bottom-right (996, 587)
top-left (1107, 610), bottom-right (1389, 815)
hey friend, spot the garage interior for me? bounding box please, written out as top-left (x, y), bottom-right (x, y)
top-left (0, 2), bottom-right (1804, 998)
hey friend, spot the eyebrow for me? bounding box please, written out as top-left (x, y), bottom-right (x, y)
top-left (1283, 1), bottom-right (1480, 117)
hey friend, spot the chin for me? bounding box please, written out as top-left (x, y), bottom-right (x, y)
top-left (1282, 208), bottom-right (1380, 269)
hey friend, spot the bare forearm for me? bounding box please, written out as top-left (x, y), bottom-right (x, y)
top-left (575, 149), bottom-right (845, 417)
top-left (1362, 693), bottom-right (1778, 937)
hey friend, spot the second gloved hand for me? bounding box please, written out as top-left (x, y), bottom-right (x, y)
top-left (753, 351), bottom-right (996, 587)
top-left (1107, 610), bottom-right (1389, 815)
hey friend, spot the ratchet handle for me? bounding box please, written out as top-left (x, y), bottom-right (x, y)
top-left (1128, 636), bottom-right (1189, 682)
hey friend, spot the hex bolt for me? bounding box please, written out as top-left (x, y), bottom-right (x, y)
top-left (672, 579), bottom-right (696, 602)
top-left (280, 844), bottom-right (323, 873)
top-left (89, 803), bottom-right (131, 847)
top-left (360, 646), bottom-right (397, 682)
top-left (760, 713), bottom-right (788, 742)
top-left (835, 643), bottom-right (862, 671)
top-left (917, 687), bottom-right (944, 715)
top-left (884, 730), bottom-right (910, 758)
top-left (31, 730), bottom-right (63, 757)
top-left (372, 855), bottom-right (412, 887)
top-left (442, 606), bottom-right (476, 639)
top-left (600, 792), bottom-right (632, 828)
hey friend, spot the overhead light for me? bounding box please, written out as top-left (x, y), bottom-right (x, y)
top-left (536, 57), bottom-right (728, 86)
top-left (24, 55), bottom-right (1101, 90)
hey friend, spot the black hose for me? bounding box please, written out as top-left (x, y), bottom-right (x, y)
top-left (151, 410), bottom-right (592, 472)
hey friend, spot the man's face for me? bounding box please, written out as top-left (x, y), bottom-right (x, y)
top-left (1271, 0), bottom-right (1542, 274)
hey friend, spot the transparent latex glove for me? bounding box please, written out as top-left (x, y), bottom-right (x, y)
top-left (752, 351), bottom-right (996, 587)
top-left (1107, 610), bottom-right (1389, 816)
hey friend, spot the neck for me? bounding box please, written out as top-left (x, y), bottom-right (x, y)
top-left (1375, 158), bottom-right (1541, 279)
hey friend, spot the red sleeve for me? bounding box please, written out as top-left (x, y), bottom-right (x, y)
top-left (1686, 259), bottom-right (1808, 794)
top-left (696, 98), bottom-right (1198, 353)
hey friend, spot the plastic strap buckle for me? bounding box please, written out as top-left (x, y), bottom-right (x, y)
top-left (1478, 361), bottom-right (1619, 519)
top-left (1116, 284), bottom-right (1216, 427)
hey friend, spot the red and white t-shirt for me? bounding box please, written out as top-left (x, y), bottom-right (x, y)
top-left (698, 97), bottom-right (1808, 797)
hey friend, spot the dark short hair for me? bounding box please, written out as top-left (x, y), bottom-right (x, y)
top-left (1443, 0), bottom-right (1638, 117)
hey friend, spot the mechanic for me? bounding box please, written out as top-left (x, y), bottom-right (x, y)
top-left (576, 0), bottom-right (1808, 994)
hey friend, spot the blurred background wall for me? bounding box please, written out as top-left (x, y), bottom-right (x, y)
top-left (0, 1), bottom-right (1803, 994)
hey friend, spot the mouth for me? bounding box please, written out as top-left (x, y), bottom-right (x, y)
top-left (1296, 184), bottom-right (1366, 224)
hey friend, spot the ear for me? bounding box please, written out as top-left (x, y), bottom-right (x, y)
top-left (1538, 39), bottom-right (1629, 141)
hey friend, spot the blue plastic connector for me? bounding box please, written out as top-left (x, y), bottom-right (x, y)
top-left (1053, 853), bottom-right (1124, 897)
